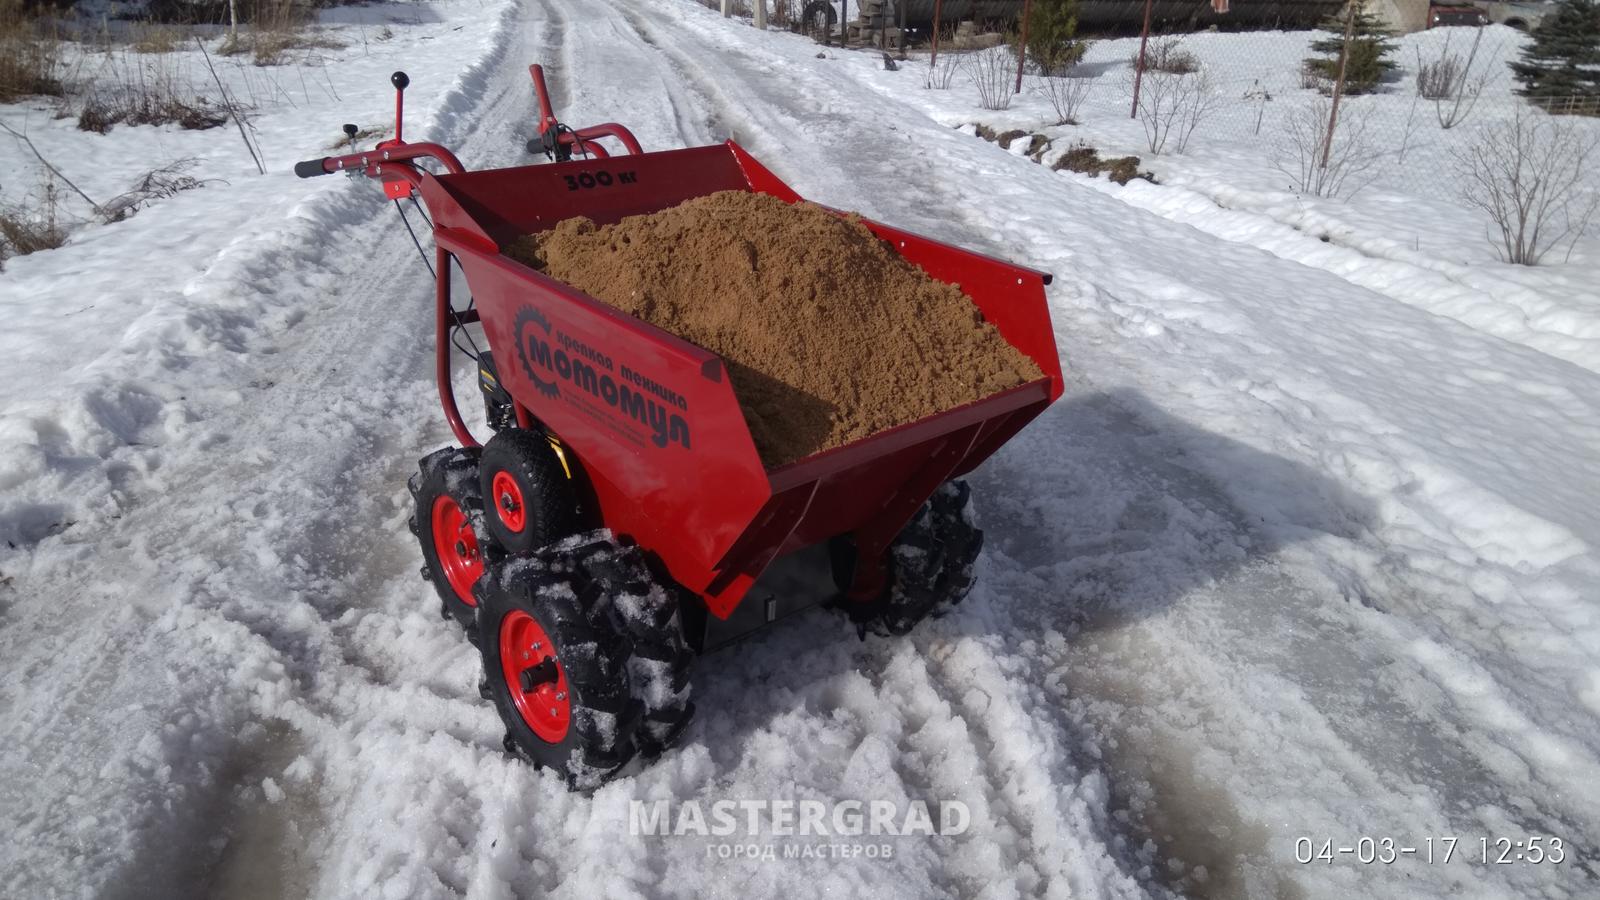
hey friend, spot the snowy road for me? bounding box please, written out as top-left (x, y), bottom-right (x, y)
top-left (3, 1), bottom-right (1598, 898)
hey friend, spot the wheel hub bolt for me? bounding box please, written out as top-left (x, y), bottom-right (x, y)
top-left (501, 492), bottom-right (518, 512)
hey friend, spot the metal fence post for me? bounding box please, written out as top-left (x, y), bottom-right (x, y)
top-left (1320, 1), bottom-right (1357, 169)
top-left (1014, 0), bottom-right (1033, 94)
top-left (1130, 0), bottom-right (1153, 118)
top-left (898, 0), bottom-right (908, 60)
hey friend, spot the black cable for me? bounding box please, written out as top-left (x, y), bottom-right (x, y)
top-left (395, 199), bottom-right (480, 361)
top-left (442, 257), bottom-right (484, 362)
top-left (394, 198), bottom-right (435, 278)
top-left (451, 326), bottom-right (481, 361)
top-left (554, 123), bottom-right (595, 160)
top-left (409, 196), bottom-right (433, 229)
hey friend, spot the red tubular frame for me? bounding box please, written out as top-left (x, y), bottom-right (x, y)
top-left (529, 65), bottom-right (643, 158)
top-left (318, 80), bottom-right (645, 451)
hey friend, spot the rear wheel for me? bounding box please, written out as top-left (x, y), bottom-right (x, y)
top-left (830, 480), bottom-right (984, 636)
top-left (410, 447), bottom-right (499, 637)
top-left (476, 531), bottom-right (694, 789)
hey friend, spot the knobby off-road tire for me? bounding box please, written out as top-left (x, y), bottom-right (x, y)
top-left (831, 480), bottom-right (984, 637)
top-left (475, 531), bottom-right (694, 790)
top-left (478, 427), bottom-right (577, 555)
top-left (410, 447), bottom-right (502, 640)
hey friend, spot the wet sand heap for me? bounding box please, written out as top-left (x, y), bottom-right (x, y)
top-left (504, 190), bottom-right (1043, 468)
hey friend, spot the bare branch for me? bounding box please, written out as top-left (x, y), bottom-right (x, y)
top-left (0, 120), bottom-right (101, 212)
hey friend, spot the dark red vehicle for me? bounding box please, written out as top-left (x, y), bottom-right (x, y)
top-left (1429, 4), bottom-right (1488, 26)
top-left (296, 67), bottom-right (1062, 788)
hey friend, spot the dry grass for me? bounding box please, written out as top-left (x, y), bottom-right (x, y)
top-left (0, 179), bottom-right (69, 270)
top-left (218, 0), bottom-right (346, 66)
top-left (0, 0), bottom-right (65, 103)
top-left (74, 50), bottom-right (227, 133)
top-left (1051, 143), bottom-right (1151, 185)
top-left (325, 124), bottom-right (388, 150)
top-left (132, 24), bottom-right (185, 55)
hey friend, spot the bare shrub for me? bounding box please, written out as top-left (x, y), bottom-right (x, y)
top-left (926, 47), bottom-right (961, 90)
top-left (1132, 66), bottom-right (1219, 155)
top-left (1274, 95), bottom-right (1383, 198)
top-left (1133, 36), bottom-right (1198, 75)
top-left (1417, 27), bottom-right (1496, 130)
top-left (1452, 111), bottom-right (1600, 265)
top-left (1244, 79), bottom-right (1273, 135)
top-left (0, 0), bottom-right (64, 103)
top-left (1036, 68), bottom-right (1094, 125)
top-left (1300, 59), bottom-right (1331, 93)
top-left (966, 45), bottom-right (1013, 111)
top-left (1416, 54), bottom-right (1461, 100)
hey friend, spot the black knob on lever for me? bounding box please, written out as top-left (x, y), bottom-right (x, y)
top-left (390, 71), bottom-right (409, 91)
top-left (343, 123), bottom-right (359, 138)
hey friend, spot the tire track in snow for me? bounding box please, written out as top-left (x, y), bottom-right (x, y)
top-left (0, 2), bottom-right (527, 896)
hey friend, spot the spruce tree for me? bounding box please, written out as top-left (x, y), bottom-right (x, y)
top-left (1024, 0), bottom-right (1086, 76)
top-left (1509, 0), bottom-right (1600, 111)
top-left (1303, 0), bottom-right (1397, 95)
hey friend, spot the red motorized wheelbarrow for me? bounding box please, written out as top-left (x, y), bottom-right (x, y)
top-left (295, 67), bottom-right (1063, 788)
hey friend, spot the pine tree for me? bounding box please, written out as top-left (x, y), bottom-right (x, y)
top-left (1303, 0), bottom-right (1397, 95)
top-left (1024, 0), bottom-right (1086, 76)
top-left (1509, 0), bottom-right (1600, 110)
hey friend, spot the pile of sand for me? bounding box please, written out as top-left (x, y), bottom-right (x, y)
top-left (504, 190), bottom-right (1042, 468)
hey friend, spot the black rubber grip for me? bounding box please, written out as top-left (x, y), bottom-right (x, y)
top-left (294, 158), bottom-right (331, 178)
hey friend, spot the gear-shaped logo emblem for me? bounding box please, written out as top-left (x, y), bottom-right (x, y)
top-left (514, 306), bottom-right (561, 400)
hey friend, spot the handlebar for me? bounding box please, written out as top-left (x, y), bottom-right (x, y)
top-left (292, 141), bottom-right (468, 180)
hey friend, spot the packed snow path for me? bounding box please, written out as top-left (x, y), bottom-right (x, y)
top-left (2, 1), bottom-right (1598, 898)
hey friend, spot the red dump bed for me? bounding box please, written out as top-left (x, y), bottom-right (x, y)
top-left (419, 142), bottom-right (1062, 618)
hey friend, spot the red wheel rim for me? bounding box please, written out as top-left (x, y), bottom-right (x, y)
top-left (491, 471), bottom-right (527, 534)
top-left (499, 610), bottom-right (570, 742)
top-left (431, 495), bottom-right (483, 606)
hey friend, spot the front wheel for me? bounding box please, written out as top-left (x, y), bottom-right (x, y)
top-left (477, 427), bottom-right (577, 555)
top-left (476, 531), bottom-right (694, 789)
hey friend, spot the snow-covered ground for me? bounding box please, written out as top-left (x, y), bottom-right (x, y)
top-left (2, 2), bottom-right (1598, 898)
